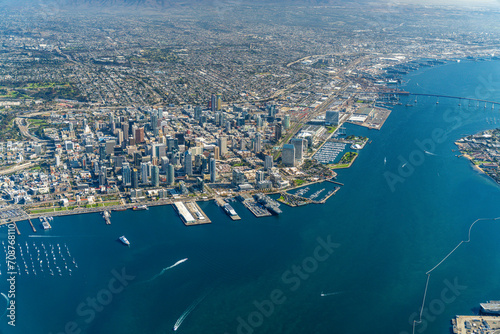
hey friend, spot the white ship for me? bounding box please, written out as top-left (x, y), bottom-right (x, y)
top-left (119, 236), bottom-right (130, 246)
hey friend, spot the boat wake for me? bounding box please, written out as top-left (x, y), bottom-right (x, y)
top-left (424, 150), bottom-right (437, 156)
top-left (320, 291), bottom-right (344, 297)
top-left (173, 290), bottom-right (210, 331)
top-left (144, 258), bottom-right (188, 283)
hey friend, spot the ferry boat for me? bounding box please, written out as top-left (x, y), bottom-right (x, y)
top-left (132, 205), bottom-right (148, 211)
top-left (119, 236), bottom-right (130, 246)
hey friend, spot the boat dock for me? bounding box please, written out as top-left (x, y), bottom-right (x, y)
top-left (242, 199), bottom-right (272, 218)
top-left (173, 201), bottom-right (211, 226)
top-left (28, 218), bottom-right (36, 233)
top-left (316, 187), bottom-right (341, 203)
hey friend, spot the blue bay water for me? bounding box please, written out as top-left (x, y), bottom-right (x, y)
top-left (1, 60), bottom-right (500, 334)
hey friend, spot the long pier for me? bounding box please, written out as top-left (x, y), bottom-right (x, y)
top-left (28, 218), bottom-right (36, 232)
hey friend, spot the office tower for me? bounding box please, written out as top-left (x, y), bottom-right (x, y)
top-left (167, 164), bottom-right (175, 185)
top-left (151, 165), bottom-right (160, 187)
top-left (214, 146), bottom-right (220, 160)
top-left (254, 133), bottom-right (262, 153)
top-left (209, 158), bottom-right (216, 183)
top-left (264, 155), bottom-right (273, 171)
top-left (291, 138), bottom-right (304, 161)
top-left (284, 115), bottom-right (291, 129)
top-left (256, 115), bottom-right (263, 127)
top-left (194, 106), bottom-right (202, 121)
top-left (275, 123), bottom-right (282, 141)
top-left (151, 114), bottom-right (159, 137)
top-left (160, 156), bottom-right (169, 172)
top-left (232, 169), bottom-right (246, 185)
top-left (211, 94), bottom-right (216, 112)
top-left (99, 166), bottom-right (107, 186)
top-left (216, 93), bottom-right (222, 111)
top-left (184, 151), bottom-right (193, 176)
top-left (99, 143), bottom-right (106, 160)
top-left (122, 162), bottom-right (131, 186)
top-left (256, 170), bottom-right (265, 182)
top-left (282, 144), bottom-right (295, 167)
top-left (325, 110), bottom-right (339, 126)
top-left (131, 168), bottom-right (139, 189)
top-left (105, 139), bottom-right (116, 155)
top-left (218, 136), bottom-right (227, 156)
top-left (135, 127), bottom-right (145, 144)
top-left (141, 162), bottom-right (148, 184)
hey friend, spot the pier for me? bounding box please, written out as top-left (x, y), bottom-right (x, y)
top-left (316, 187), bottom-right (341, 204)
top-left (28, 218), bottom-right (36, 232)
top-left (242, 200), bottom-right (272, 217)
top-left (14, 222), bottom-right (20, 235)
top-left (173, 201), bottom-right (211, 226)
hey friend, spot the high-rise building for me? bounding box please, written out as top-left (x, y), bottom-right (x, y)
top-left (254, 133), bottom-right (262, 153)
top-left (264, 155), bottom-right (273, 171)
top-left (214, 146), bottom-right (220, 160)
top-left (122, 162), bottom-right (131, 186)
top-left (141, 162), bottom-right (148, 184)
top-left (291, 138), bottom-right (304, 161)
top-left (99, 166), bottom-right (107, 186)
top-left (218, 136), bottom-right (227, 156)
top-left (325, 110), bottom-right (339, 126)
top-left (99, 143), bottom-right (106, 160)
top-left (256, 115), bottom-right (263, 127)
top-left (105, 140), bottom-right (116, 155)
top-left (160, 156), bottom-right (169, 172)
top-left (210, 94), bottom-right (216, 112)
top-left (256, 170), bottom-right (265, 182)
top-left (269, 105), bottom-right (276, 117)
top-left (151, 165), bottom-right (160, 187)
top-left (284, 115), bottom-right (291, 129)
top-left (216, 93), bottom-right (222, 111)
top-left (194, 106), bottom-right (202, 121)
top-left (135, 127), bottom-right (145, 143)
top-left (232, 169), bottom-right (246, 186)
top-left (151, 114), bottom-right (159, 137)
top-left (282, 144), bottom-right (295, 167)
top-left (209, 158), bottom-right (216, 183)
top-left (184, 151), bottom-right (193, 176)
top-left (167, 164), bottom-right (175, 185)
top-left (275, 123), bottom-right (282, 141)
top-left (131, 168), bottom-right (139, 189)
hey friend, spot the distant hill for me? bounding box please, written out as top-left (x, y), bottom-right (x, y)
top-left (0, 0), bottom-right (346, 10)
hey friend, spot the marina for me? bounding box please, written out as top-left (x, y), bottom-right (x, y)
top-left (313, 142), bottom-right (346, 164)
